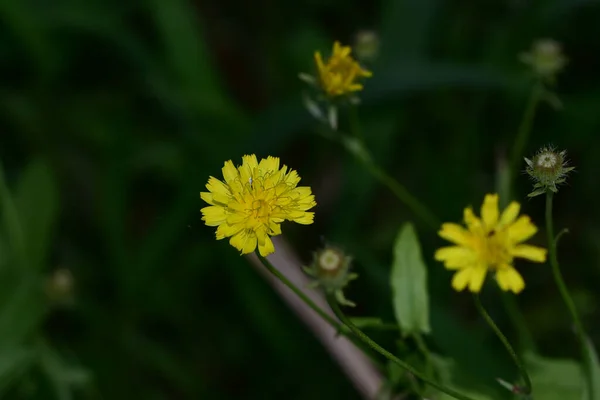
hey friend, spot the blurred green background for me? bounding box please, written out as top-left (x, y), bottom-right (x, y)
top-left (1, 0), bottom-right (600, 398)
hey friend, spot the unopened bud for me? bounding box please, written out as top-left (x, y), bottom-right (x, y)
top-left (354, 30), bottom-right (380, 62)
top-left (519, 39), bottom-right (567, 83)
top-left (524, 146), bottom-right (575, 197)
top-left (45, 268), bottom-right (74, 305)
top-left (304, 245), bottom-right (358, 306)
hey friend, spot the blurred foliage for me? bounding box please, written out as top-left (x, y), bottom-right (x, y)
top-left (1, 0), bottom-right (600, 398)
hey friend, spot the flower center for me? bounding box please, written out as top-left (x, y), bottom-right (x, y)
top-left (247, 198), bottom-right (272, 228)
top-left (537, 153), bottom-right (557, 168)
top-left (319, 250), bottom-right (341, 271)
top-left (478, 231), bottom-right (512, 269)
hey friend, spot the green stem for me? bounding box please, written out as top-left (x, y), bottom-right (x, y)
top-left (256, 254), bottom-right (350, 335)
top-left (343, 108), bottom-right (440, 232)
top-left (361, 159), bottom-right (440, 231)
top-left (545, 192), bottom-right (594, 400)
top-left (473, 294), bottom-right (532, 395)
top-left (328, 295), bottom-right (477, 400)
top-left (256, 254), bottom-right (380, 359)
top-left (413, 332), bottom-right (434, 378)
top-left (509, 82), bottom-right (543, 180)
top-left (500, 291), bottom-right (537, 353)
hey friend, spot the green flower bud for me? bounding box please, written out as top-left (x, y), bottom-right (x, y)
top-left (354, 30), bottom-right (380, 62)
top-left (304, 245), bottom-right (358, 307)
top-left (524, 146), bottom-right (575, 197)
top-left (519, 39), bottom-right (567, 83)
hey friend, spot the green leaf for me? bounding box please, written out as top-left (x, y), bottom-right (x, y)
top-left (524, 352), bottom-right (585, 400)
top-left (584, 336), bottom-right (600, 400)
top-left (390, 222), bottom-right (431, 336)
top-left (14, 159), bottom-right (59, 270)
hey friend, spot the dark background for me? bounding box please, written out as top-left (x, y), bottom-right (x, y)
top-left (1, 0), bottom-right (599, 398)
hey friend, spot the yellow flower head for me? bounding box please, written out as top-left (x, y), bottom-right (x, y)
top-left (200, 155), bottom-right (316, 257)
top-left (314, 41), bottom-right (372, 97)
top-left (434, 194), bottom-right (547, 294)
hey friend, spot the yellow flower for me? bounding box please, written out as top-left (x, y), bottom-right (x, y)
top-left (314, 41), bottom-right (372, 97)
top-left (434, 194), bottom-right (547, 294)
top-left (200, 155), bottom-right (316, 257)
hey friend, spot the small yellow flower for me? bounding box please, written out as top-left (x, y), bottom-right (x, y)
top-left (200, 155), bottom-right (316, 257)
top-left (314, 41), bottom-right (372, 97)
top-left (434, 194), bottom-right (547, 294)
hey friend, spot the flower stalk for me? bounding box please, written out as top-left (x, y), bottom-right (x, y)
top-left (327, 295), bottom-right (477, 400)
top-left (473, 294), bottom-right (532, 395)
top-left (545, 191), bottom-right (594, 400)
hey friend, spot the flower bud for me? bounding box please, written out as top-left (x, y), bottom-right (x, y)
top-left (45, 268), bottom-right (75, 306)
top-left (524, 146), bottom-right (575, 197)
top-left (354, 30), bottom-right (380, 62)
top-left (519, 39), bottom-right (567, 83)
top-left (304, 245), bottom-right (358, 306)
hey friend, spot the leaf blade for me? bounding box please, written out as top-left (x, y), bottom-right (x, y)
top-left (390, 222), bottom-right (431, 336)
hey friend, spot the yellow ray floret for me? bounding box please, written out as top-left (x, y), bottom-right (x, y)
top-left (434, 193), bottom-right (547, 294)
top-left (314, 41), bottom-right (372, 97)
top-left (200, 155), bottom-right (316, 257)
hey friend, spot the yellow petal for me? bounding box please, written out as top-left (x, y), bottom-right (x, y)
top-left (481, 194), bottom-right (499, 232)
top-left (495, 265), bottom-right (525, 294)
top-left (314, 52), bottom-right (325, 73)
top-left (292, 212), bottom-right (315, 225)
top-left (258, 234), bottom-right (275, 256)
top-left (222, 160), bottom-right (238, 186)
top-left (258, 156), bottom-right (280, 176)
top-left (200, 192), bottom-right (214, 205)
top-left (216, 222), bottom-right (242, 239)
top-left (507, 216), bottom-right (538, 242)
top-left (463, 207), bottom-right (483, 235)
top-left (468, 265), bottom-right (487, 293)
top-left (438, 223), bottom-right (472, 246)
top-left (451, 268), bottom-right (473, 292)
top-left (511, 245), bottom-right (547, 262)
top-left (200, 206), bottom-right (227, 226)
top-left (499, 201), bottom-right (520, 227)
top-left (434, 246), bottom-right (476, 269)
top-left (206, 176), bottom-right (230, 195)
top-left (239, 154), bottom-right (258, 185)
top-left (229, 230), bottom-right (257, 254)
top-left (269, 221), bottom-right (282, 236)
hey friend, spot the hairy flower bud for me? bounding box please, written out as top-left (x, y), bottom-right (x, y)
top-left (519, 39), bottom-right (567, 83)
top-left (304, 245), bottom-right (358, 306)
top-left (524, 146), bottom-right (575, 197)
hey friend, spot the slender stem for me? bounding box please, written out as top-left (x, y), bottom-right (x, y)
top-left (473, 294), bottom-right (532, 395)
top-left (413, 332), bottom-right (434, 378)
top-left (328, 295), bottom-right (477, 400)
top-left (500, 291), bottom-right (537, 353)
top-left (545, 192), bottom-right (594, 400)
top-left (256, 254), bottom-right (350, 335)
top-left (362, 160), bottom-right (440, 231)
top-left (509, 82), bottom-right (543, 180)
top-left (256, 253), bottom-right (381, 360)
top-left (343, 107), bottom-right (440, 231)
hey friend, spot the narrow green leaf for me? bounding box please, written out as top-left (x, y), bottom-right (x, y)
top-left (349, 317), bottom-right (398, 331)
top-left (524, 352), bottom-right (585, 400)
top-left (390, 222), bottom-right (431, 336)
top-left (14, 159), bottom-right (59, 270)
top-left (584, 336), bottom-right (600, 400)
